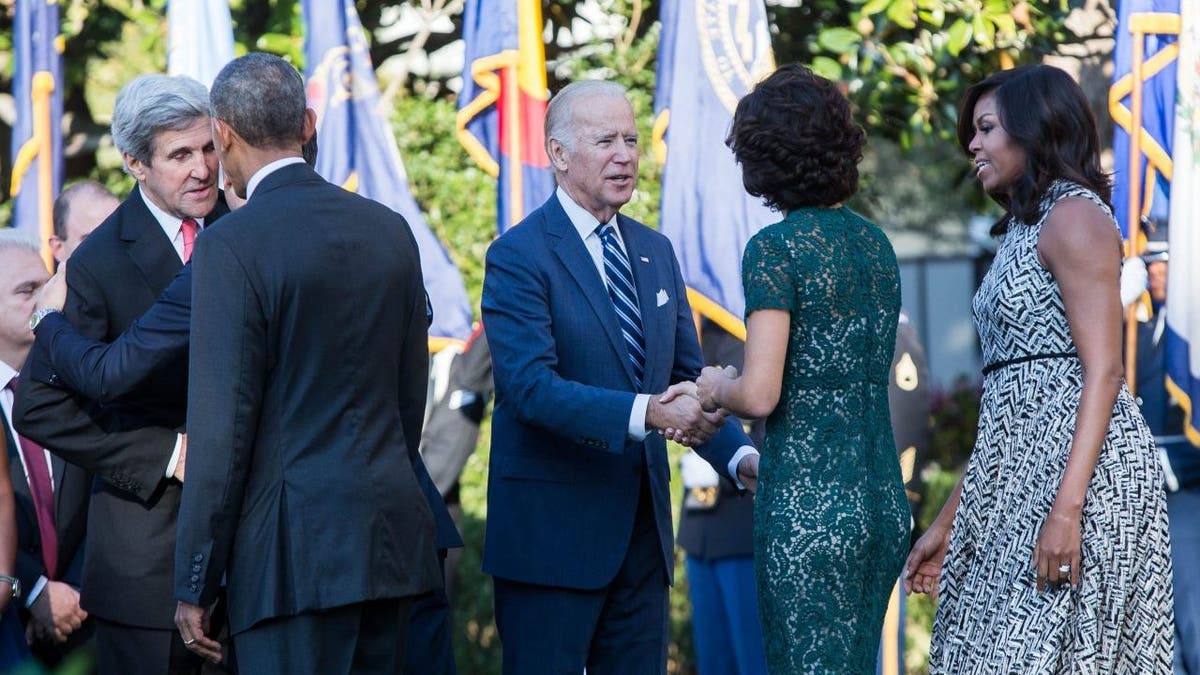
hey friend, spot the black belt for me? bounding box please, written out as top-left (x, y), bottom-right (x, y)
top-left (982, 351), bottom-right (1078, 376)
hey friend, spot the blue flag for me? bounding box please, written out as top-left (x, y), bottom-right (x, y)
top-left (1109, 0), bottom-right (1179, 239)
top-left (303, 0), bottom-right (472, 342)
top-left (167, 0), bottom-right (234, 90)
top-left (456, 0), bottom-right (555, 233)
top-left (8, 0), bottom-right (63, 267)
top-left (653, 0), bottom-right (776, 337)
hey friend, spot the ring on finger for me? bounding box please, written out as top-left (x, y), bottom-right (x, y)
top-left (1057, 563), bottom-right (1071, 575)
top-left (183, 637), bottom-right (197, 646)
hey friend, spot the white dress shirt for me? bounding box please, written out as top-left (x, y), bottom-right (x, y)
top-left (555, 188), bottom-right (758, 482)
top-left (1, 359), bottom-right (54, 606)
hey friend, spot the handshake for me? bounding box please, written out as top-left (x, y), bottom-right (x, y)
top-left (647, 365), bottom-right (740, 447)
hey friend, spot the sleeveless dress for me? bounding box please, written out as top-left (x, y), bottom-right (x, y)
top-left (742, 206), bottom-right (911, 673)
top-left (930, 180), bottom-right (1175, 672)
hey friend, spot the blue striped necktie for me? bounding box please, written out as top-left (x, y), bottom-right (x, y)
top-left (596, 223), bottom-right (646, 388)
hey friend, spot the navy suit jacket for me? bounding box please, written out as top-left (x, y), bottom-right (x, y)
top-left (481, 194), bottom-right (751, 590)
top-left (33, 241), bottom-right (460, 554)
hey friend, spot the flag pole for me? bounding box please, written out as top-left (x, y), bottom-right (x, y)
top-left (1124, 20), bottom-right (1146, 394)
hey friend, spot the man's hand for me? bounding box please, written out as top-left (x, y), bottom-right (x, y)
top-left (36, 261), bottom-right (68, 312)
top-left (172, 435), bottom-right (187, 482)
top-left (736, 453), bottom-right (759, 494)
top-left (647, 390), bottom-right (724, 446)
top-left (29, 581), bottom-right (88, 643)
top-left (175, 601), bottom-right (222, 663)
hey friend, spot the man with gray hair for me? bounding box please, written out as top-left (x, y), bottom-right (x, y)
top-left (14, 73), bottom-right (227, 674)
top-left (172, 53), bottom-right (438, 673)
top-left (49, 181), bottom-right (119, 264)
top-left (480, 80), bottom-right (759, 674)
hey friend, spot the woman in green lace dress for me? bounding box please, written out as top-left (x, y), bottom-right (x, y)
top-left (696, 64), bottom-right (911, 673)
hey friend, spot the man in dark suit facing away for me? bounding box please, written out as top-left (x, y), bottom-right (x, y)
top-left (172, 53), bottom-right (440, 673)
top-left (14, 73), bottom-right (226, 675)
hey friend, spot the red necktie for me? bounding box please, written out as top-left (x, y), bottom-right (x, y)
top-left (181, 218), bottom-right (199, 263)
top-left (6, 377), bottom-right (58, 578)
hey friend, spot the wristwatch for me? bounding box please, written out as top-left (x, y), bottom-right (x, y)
top-left (0, 574), bottom-right (20, 600)
top-left (28, 308), bottom-right (59, 331)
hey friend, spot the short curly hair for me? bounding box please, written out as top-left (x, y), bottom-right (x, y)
top-left (726, 64), bottom-right (865, 211)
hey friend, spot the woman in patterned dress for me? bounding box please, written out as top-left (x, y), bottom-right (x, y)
top-left (695, 63), bottom-right (911, 673)
top-left (904, 64), bottom-right (1175, 672)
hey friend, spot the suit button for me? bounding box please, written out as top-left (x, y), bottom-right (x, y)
top-left (48, 374), bottom-right (60, 384)
top-left (189, 584), bottom-right (198, 592)
top-left (191, 564), bottom-right (201, 572)
top-left (194, 554), bottom-right (203, 562)
top-left (190, 574), bottom-right (199, 582)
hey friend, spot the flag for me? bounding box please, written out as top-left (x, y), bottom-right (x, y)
top-left (1165, 1), bottom-right (1200, 445)
top-left (456, 0), bottom-right (554, 233)
top-left (653, 0), bottom-right (776, 338)
top-left (9, 0), bottom-right (63, 269)
top-left (303, 0), bottom-right (472, 343)
top-left (1109, 0), bottom-right (1180, 241)
top-left (167, 0), bottom-right (234, 90)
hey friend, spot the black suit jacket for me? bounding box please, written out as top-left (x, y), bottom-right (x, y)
top-left (14, 186), bottom-right (227, 629)
top-left (176, 163), bottom-right (440, 634)
top-left (32, 269), bottom-right (460, 552)
top-left (2, 408), bottom-right (90, 597)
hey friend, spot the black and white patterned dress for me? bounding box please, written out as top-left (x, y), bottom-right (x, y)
top-left (929, 180), bottom-right (1175, 673)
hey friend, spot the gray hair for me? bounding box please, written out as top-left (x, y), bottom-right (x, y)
top-left (545, 80), bottom-right (629, 153)
top-left (53, 180), bottom-right (118, 240)
top-left (211, 53), bottom-right (307, 150)
top-left (111, 75), bottom-right (210, 173)
top-left (0, 228), bottom-right (42, 257)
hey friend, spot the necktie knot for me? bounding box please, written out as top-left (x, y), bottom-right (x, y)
top-left (181, 218), bottom-right (199, 263)
top-left (5, 375), bottom-right (17, 393)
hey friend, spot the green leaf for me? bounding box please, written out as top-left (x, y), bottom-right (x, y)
top-left (811, 56), bottom-right (845, 81)
top-left (947, 18), bottom-right (973, 56)
top-left (919, 6), bottom-right (945, 28)
top-left (818, 27), bottom-right (863, 55)
top-left (861, 0), bottom-right (892, 16)
top-left (887, 0), bottom-right (917, 30)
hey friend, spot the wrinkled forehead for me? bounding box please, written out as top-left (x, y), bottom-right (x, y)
top-left (573, 95), bottom-right (636, 134)
top-left (150, 115), bottom-right (213, 157)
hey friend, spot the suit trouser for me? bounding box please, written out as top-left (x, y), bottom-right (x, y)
top-left (94, 618), bottom-right (203, 675)
top-left (404, 549), bottom-right (457, 675)
top-left (493, 476), bottom-right (668, 675)
top-left (685, 555), bottom-right (768, 675)
top-left (1169, 488), bottom-right (1200, 674)
top-left (232, 597), bottom-right (413, 675)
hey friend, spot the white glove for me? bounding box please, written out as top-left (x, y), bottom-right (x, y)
top-left (1120, 257), bottom-right (1148, 309)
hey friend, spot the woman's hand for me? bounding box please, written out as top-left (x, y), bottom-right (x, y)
top-left (904, 522), bottom-right (951, 596)
top-left (1033, 507), bottom-right (1082, 591)
top-left (696, 365), bottom-right (737, 413)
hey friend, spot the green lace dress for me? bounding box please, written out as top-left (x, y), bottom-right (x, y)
top-left (742, 206), bottom-right (912, 673)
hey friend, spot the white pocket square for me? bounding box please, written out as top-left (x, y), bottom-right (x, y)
top-left (656, 289), bottom-right (669, 307)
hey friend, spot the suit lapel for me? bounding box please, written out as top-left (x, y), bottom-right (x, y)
top-left (619, 218), bottom-right (665, 389)
top-left (544, 198), bottom-right (641, 389)
top-left (120, 187), bottom-right (183, 294)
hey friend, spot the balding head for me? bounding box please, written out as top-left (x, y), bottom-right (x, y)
top-left (51, 181), bottom-right (119, 263)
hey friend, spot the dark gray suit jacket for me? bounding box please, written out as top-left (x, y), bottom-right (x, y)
top-left (176, 163), bottom-right (440, 634)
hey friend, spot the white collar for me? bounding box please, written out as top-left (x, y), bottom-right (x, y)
top-left (245, 156), bottom-right (307, 201)
top-left (557, 187), bottom-right (620, 243)
top-left (0, 360), bottom-right (16, 389)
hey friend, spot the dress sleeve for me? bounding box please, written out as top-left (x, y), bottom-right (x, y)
top-left (743, 227), bottom-right (796, 315)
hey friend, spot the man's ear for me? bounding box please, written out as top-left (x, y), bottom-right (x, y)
top-left (124, 153), bottom-right (147, 181)
top-left (303, 108), bottom-right (317, 143)
top-left (212, 118), bottom-right (236, 154)
top-left (547, 138), bottom-right (569, 172)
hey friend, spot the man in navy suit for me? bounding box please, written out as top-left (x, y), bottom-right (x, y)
top-left (481, 80), bottom-right (760, 675)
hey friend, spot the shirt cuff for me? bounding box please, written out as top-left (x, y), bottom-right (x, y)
top-left (728, 446), bottom-right (759, 488)
top-left (24, 575), bottom-right (48, 609)
top-left (165, 434), bottom-right (184, 478)
top-left (628, 394), bottom-right (650, 441)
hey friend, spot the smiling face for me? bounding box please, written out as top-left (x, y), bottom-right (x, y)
top-left (548, 94), bottom-right (639, 223)
top-left (126, 116), bottom-right (219, 220)
top-left (967, 92), bottom-right (1027, 195)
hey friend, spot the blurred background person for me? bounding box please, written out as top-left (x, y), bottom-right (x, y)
top-left (49, 181), bottom-right (119, 265)
top-left (905, 64), bottom-right (1173, 672)
top-left (1, 431), bottom-right (28, 670)
top-left (697, 63), bottom-right (911, 673)
top-left (1126, 237), bottom-right (1200, 675)
top-left (0, 230), bottom-right (93, 669)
